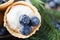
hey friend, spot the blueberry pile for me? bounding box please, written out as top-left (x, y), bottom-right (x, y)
top-left (46, 0), bottom-right (60, 8)
top-left (55, 20), bottom-right (60, 31)
top-left (0, 0), bottom-right (7, 4)
top-left (19, 15), bottom-right (40, 35)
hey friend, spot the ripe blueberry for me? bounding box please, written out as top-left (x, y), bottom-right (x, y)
top-left (0, 27), bottom-right (7, 35)
top-left (49, 1), bottom-right (56, 8)
top-left (20, 25), bottom-right (32, 35)
top-left (19, 15), bottom-right (30, 25)
top-left (0, 0), bottom-right (6, 4)
top-left (31, 16), bottom-right (40, 26)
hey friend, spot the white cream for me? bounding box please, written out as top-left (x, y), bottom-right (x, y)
top-left (7, 5), bottom-right (34, 30)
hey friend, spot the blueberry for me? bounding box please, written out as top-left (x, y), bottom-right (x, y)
top-left (19, 15), bottom-right (30, 25)
top-left (0, 27), bottom-right (7, 35)
top-left (20, 25), bottom-right (32, 35)
top-left (31, 16), bottom-right (40, 26)
top-left (49, 1), bottom-right (56, 8)
top-left (0, 0), bottom-right (6, 4)
top-left (2, 0), bottom-right (6, 3)
top-left (54, 0), bottom-right (60, 5)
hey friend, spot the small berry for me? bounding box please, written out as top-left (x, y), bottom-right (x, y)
top-left (19, 15), bottom-right (30, 25)
top-left (20, 25), bottom-right (32, 35)
top-left (0, 0), bottom-right (6, 4)
top-left (31, 16), bottom-right (40, 26)
top-left (49, 1), bottom-right (56, 8)
top-left (0, 27), bottom-right (7, 35)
